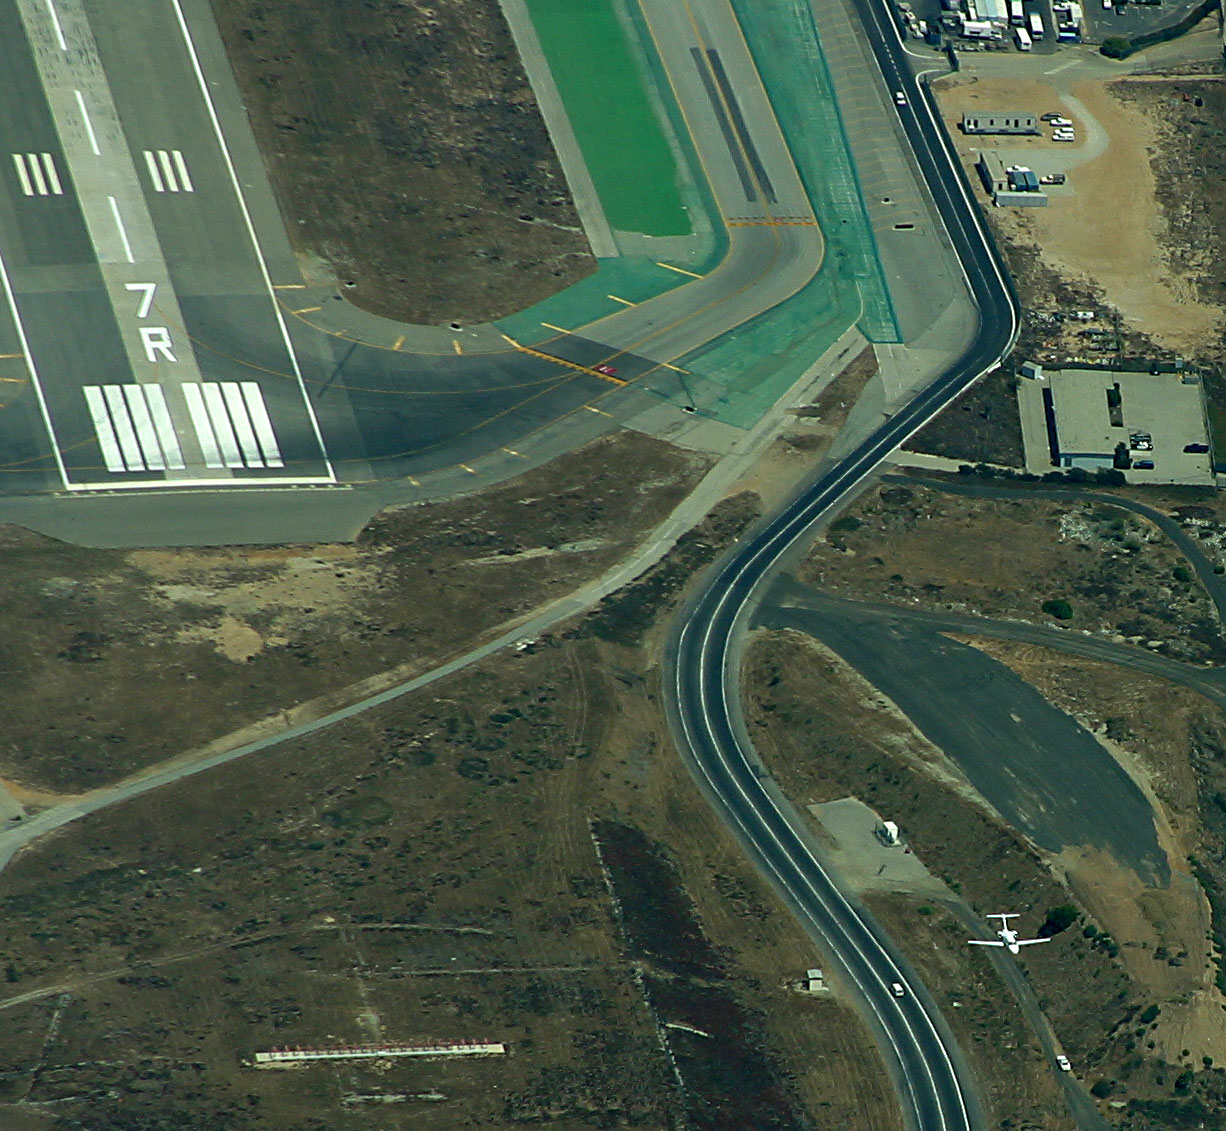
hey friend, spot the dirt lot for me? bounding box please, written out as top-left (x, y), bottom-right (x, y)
top-left (0, 512), bottom-right (902, 1131)
top-left (914, 65), bottom-right (1226, 466)
top-left (743, 627), bottom-right (1226, 1127)
top-left (208, 0), bottom-right (594, 325)
top-left (800, 480), bottom-right (1226, 663)
top-left (0, 431), bottom-right (710, 794)
top-left (935, 72), bottom-right (1222, 358)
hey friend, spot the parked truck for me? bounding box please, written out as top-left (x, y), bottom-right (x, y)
top-left (1009, 0), bottom-right (1026, 23)
top-left (1014, 25), bottom-right (1032, 48)
top-left (1028, 10), bottom-right (1044, 36)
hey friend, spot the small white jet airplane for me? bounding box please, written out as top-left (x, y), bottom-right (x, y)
top-left (967, 913), bottom-right (1050, 955)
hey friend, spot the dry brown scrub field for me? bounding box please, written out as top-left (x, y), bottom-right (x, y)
top-left (801, 481), bottom-right (1225, 662)
top-left (0, 431), bottom-right (708, 795)
top-left (0, 505), bottom-right (904, 1131)
top-left (207, 0), bottom-right (593, 324)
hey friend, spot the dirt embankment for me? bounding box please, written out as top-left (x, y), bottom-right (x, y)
top-left (208, 0), bottom-right (594, 324)
top-left (0, 431), bottom-right (708, 794)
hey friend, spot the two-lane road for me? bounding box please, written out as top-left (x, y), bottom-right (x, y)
top-left (664, 1), bottom-right (1019, 1128)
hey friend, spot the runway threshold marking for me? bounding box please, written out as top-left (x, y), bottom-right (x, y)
top-left (498, 333), bottom-right (627, 385)
top-left (657, 261), bottom-right (703, 279)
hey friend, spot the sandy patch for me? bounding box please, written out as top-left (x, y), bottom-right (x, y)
top-left (933, 74), bottom-right (1222, 353)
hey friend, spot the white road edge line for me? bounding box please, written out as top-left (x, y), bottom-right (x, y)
top-left (74, 89), bottom-right (101, 156)
top-left (168, 0), bottom-right (335, 481)
top-left (108, 196), bottom-right (134, 263)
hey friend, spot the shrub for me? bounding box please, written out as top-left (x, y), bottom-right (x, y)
top-left (1101, 35), bottom-right (1132, 57)
top-left (1042, 598), bottom-right (1073, 620)
top-left (1173, 564), bottom-right (1193, 584)
top-left (1090, 1079), bottom-right (1114, 1098)
top-left (1140, 1003), bottom-right (1161, 1023)
top-left (1040, 905), bottom-right (1079, 936)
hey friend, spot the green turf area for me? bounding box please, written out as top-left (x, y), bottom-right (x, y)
top-left (525, 0), bottom-right (691, 237)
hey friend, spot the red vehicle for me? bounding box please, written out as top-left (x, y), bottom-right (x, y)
top-left (593, 364), bottom-right (619, 376)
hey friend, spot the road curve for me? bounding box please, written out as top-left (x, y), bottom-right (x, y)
top-left (663, 3), bottom-right (1019, 1129)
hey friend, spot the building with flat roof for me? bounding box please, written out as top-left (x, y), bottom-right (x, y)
top-left (961, 112), bottom-right (1040, 135)
top-left (1016, 366), bottom-right (1213, 485)
top-left (975, 152), bottom-right (1047, 207)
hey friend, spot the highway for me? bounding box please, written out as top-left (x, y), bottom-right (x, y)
top-left (663, 1), bottom-right (1019, 1128)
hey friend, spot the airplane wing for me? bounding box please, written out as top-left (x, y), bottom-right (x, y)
top-left (1015, 938), bottom-right (1050, 946)
top-left (967, 939), bottom-right (1006, 947)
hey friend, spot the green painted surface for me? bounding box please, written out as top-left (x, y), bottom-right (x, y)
top-left (730, 0), bottom-right (899, 344)
top-left (524, 0), bottom-right (691, 237)
top-left (496, 257), bottom-right (694, 345)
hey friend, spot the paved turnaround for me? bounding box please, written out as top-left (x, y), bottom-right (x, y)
top-left (663, 1), bottom-right (1019, 1128)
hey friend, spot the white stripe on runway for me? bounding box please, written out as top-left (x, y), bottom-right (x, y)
top-left (11, 154), bottom-right (32, 197)
top-left (83, 386), bottom-right (126, 473)
top-left (222, 382), bottom-right (263, 467)
top-left (143, 384), bottom-right (185, 470)
top-left (103, 385), bottom-right (145, 471)
top-left (241, 382), bottom-right (283, 467)
top-left (183, 382), bottom-right (224, 468)
top-left (171, 149), bottom-right (193, 193)
top-left (143, 149), bottom-right (165, 193)
top-left (122, 384), bottom-right (164, 471)
top-left (26, 154), bottom-right (47, 196)
top-left (201, 383), bottom-right (244, 468)
top-left (158, 149), bottom-right (178, 192)
top-left (40, 153), bottom-right (62, 195)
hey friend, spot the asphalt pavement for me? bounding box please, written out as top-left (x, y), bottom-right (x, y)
top-left (760, 578), bottom-right (1170, 885)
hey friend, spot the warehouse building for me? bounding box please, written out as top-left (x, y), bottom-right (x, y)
top-left (961, 112), bottom-right (1040, 135)
top-left (1016, 365), bottom-right (1214, 485)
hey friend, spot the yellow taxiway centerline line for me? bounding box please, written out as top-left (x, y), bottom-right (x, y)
top-left (657, 261), bottom-right (702, 279)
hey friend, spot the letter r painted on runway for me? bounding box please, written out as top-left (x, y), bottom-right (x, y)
top-left (140, 326), bottom-right (177, 363)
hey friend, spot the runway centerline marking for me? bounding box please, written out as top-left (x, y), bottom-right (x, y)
top-left (43, 0), bottom-right (68, 51)
top-left (74, 90), bottom-right (101, 156)
top-left (108, 197), bottom-right (135, 263)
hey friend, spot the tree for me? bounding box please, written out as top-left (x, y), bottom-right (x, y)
top-left (1101, 35), bottom-right (1132, 58)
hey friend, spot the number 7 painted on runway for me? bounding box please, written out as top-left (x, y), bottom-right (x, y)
top-left (124, 281), bottom-right (156, 319)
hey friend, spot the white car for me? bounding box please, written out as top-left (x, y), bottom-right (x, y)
top-left (1056, 1054), bottom-right (1072, 1072)
top-left (1049, 116), bottom-right (1073, 127)
top-left (894, 91), bottom-right (908, 107)
top-left (891, 982), bottom-right (906, 997)
top-left (1052, 132), bottom-right (1076, 142)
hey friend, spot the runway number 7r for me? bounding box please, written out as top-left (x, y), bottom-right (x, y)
top-left (124, 281), bottom-right (177, 363)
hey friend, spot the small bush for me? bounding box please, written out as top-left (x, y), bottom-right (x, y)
top-left (1173, 565), bottom-right (1194, 584)
top-left (829, 514), bottom-right (863, 534)
top-left (1090, 1079), bottom-right (1115, 1098)
top-left (1040, 904), bottom-right (1079, 936)
top-left (1101, 35), bottom-right (1132, 58)
top-left (1140, 1003), bottom-right (1161, 1023)
top-left (1042, 598), bottom-right (1073, 621)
